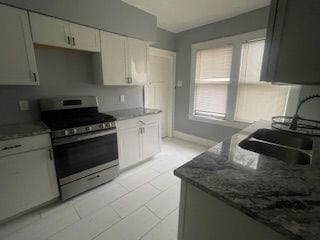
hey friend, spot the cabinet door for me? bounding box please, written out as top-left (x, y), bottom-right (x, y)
top-left (126, 37), bottom-right (149, 85)
top-left (117, 127), bottom-right (141, 170)
top-left (0, 148), bottom-right (59, 221)
top-left (142, 123), bottom-right (161, 160)
top-left (261, 0), bottom-right (320, 84)
top-left (99, 31), bottom-right (127, 85)
top-left (0, 5), bottom-right (38, 85)
top-left (70, 23), bottom-right (100, 52)
top-left (29, 12), bottom-right (71, 49)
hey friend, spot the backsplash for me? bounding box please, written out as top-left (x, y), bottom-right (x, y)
top-left (0, 46), bottom-right (143, 125)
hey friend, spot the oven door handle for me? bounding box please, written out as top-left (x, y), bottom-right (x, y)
top-left (53, 129), bottom-right (117, 146)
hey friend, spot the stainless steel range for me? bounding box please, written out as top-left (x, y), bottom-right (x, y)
top-left (40, 96), bottom-right (119, 200)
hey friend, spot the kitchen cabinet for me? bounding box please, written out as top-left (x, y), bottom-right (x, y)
top-left (94, 31), bottom-right (127, 85)
top-left (29, 12), bottom-right (100, 52)
top-left (126, 37), bottom-right (149, 85)
top-left (0, 134), bottom-right (59, 221)
top-left (0, 5), bottom-right (39, 85)
top-left (261, 0), bottom-right (320, 84)
top-left (117, 127), bottom-right (141, 170)
top-left (116, 114), bottom-right (161, 170)
top-left (94, 32), bottom-right (149, 86)
top-left (142, 123), bottom-right (161, 160)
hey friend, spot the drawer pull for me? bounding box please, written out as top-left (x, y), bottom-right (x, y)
top-left (2, 144), bottom-right (22, 150)
top-left (87, 175), bottom-right (100, 181)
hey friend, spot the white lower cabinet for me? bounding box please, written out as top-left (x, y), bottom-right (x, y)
top-left (142, 123), bottom-right (161, 160)
top-left (0, 136), bottom-right (59, 222)
top-left (117, 114), bottom-right (161, 171)
top-left (117, 127), bottom-right (141, 170)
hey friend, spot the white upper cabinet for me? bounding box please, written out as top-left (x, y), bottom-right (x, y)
top-left (0, 5), bottom-right (39, 85)
top-left (95, 31), bottom-right (127, 85)
top-left (94, 31), bottom-right (149, 86)
top-left (29, 12), bottom-right (100, 52)
top-left (29, 12), bottom-right (70, 49)
top-left (126, 37), bottom-right (149, 85)
top-left (69, 23), bottom-right (100, 52)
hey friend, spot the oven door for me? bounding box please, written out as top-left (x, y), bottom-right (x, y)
top-left (52, 129), bottom-right (118, 181)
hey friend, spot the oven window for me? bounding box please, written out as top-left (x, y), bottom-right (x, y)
top-left (53, 133), bottom-right (118, 178)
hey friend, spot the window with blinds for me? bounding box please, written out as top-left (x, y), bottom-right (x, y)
top-left (235, 40), bottom-right (289, 123)
top-left (194, 46), bottom-right (233, 118)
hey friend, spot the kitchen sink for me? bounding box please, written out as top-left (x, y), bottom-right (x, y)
top-left (239, 129), bottom-right (313, 165)
top-left (249, 129), bottom-right (313, 150)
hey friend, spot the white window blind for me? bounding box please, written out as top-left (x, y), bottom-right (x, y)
top-left (235, 40), bottom-right (289, 123)
top-left (194, 46), bottom-right (233, 117)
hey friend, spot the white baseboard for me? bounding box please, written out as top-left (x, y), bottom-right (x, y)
top-left (172, 130), bottom-right (218, 148)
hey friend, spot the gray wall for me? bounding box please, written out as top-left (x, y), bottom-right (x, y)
top-left (0, 0), bottom-right (157, 42)
top-left (174, 7), bottom-right (270, 142)
top-left (0, 47), bottom-right (143, 125)
top-left (151, 28), bottom-right (176, 51)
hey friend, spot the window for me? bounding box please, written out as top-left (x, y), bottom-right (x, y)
top-left (190, 30), bottom-right (297, 127)
top-left (194, 46), bottom-right (232, 118)
top-left (235, 39), bottom-right (289, 122)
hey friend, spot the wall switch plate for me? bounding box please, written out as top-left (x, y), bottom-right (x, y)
top-left (120, 95), bottom-right (125, 103)
top-left (177, 81), bottom-right (183, 87)
top-left (19, 100), bottom-right (29, 111)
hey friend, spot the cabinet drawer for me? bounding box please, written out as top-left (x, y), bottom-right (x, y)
top-left (116, 113), bottom-right (161, 130)
top-left (0, 134), bottom-right (51, 158)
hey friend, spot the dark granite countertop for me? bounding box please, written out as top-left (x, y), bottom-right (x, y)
top-left (104, 107), bottom-right (161, 121)
top-left (0, 121), bottom-right (50, 141)
top-left (174, 121), bottom-right (320, 240)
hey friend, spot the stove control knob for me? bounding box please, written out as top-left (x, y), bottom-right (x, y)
top-left (99, 123), bottom-right (106, 129)
top-left (85, 126), bottom-right (92, 131)
top-left (63, 130), bottom-right (69, 136)
top-left (70, 128), bottom-right (77, 134)
top-left (107, 122), bottom-right (113, 128)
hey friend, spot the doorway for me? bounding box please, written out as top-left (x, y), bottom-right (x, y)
top-left (145, 47), bottom-right (176, 138)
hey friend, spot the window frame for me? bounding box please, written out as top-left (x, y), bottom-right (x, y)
top-left (189, 29), bottom-right (300, 129)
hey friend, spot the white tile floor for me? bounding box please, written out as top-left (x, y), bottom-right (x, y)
top-left (0, 138), bottom-right (206, 240)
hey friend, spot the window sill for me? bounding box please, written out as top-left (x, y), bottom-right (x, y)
top-left (189, 114), bottom-right (249, 129)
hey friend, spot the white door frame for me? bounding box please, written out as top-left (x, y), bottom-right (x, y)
top-left (145, 47), bottom-right (176, 138)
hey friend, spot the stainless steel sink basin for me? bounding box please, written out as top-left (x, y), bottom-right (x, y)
top-left (239, 129), bottom-right (313, 165)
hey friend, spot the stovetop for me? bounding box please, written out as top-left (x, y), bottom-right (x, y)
top-left (41, 107), bottom-right (116, 131)
top-left (43, 113), bottom-right (115, 130)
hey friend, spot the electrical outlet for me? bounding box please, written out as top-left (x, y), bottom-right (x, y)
top-left (177, 81), bottom-right (183, 87)
top-left (120, 95), bottom-right (125, 103)
top-left (19, 100), bottom-right (29, 111)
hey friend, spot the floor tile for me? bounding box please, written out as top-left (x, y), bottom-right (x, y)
top-left (118, 168), bottom-right (160, 191)
top-left (150, 169), bottom-right (180, 191)
top-left (94, 207), bottom-right (159, 240)
top-left (146, 183), bottom-right (180, 219)
top-left (111, 183), bottom-right (160, 218)
top-left (0, 211), bottom-right (40, 239)
top-left (5, 208), bottom-right (80, 240)
top-left (74, 183), bottom-right (128, 218)
top-left (48, 205), bottom-right (120, 240)
top-left (141, 209), bottom-right (179, 240)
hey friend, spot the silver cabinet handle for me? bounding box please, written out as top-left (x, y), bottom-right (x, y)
top-left (67, 36), bottom-right (71, 45)
top-left (72, 37), bottom-right (76, 46)
top-left (2, 144), bottom-right (22, 150)
top-left (33, 73), bottom-right (37, 82)
top-left (48, 148), bottom-right (54, 160)
top-left (127, 77), bottom-right (133, 84)
top-left (138, 120), bottom-right (146, 125)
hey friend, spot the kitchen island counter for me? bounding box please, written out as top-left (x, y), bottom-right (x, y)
top-left (174, 121), bottom-right (320, 240)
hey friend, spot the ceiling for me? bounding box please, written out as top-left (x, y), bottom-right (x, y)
top-left (122, 0), bottom-right (271, 33)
